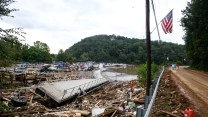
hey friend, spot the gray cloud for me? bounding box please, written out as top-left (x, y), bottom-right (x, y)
top-left (1, 0), bottom-right (190, 53)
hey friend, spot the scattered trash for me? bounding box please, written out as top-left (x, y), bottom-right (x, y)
top-left (150, 70), bottom-right (199, 117)
top-left (184, 108), bottom-right (195, 117)
top-left (92, 108), bottom-right (105, 116)
top-left (128, 102), bottom-right (136, 109)
top-left (0, 66), bottom-right (144, 116)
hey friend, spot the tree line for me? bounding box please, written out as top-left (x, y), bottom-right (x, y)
top-left (0, 34), bottom-right (186, 66)
top-left (64, 35), bottom-right (186, 65)
top-left (0, 36), bottom-right (53, 66)
top-left (181, 0), bottom-right (208, 71)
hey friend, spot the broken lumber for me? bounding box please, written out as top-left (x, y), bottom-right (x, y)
top-left (161, 110), bottom-right (179, 117)
top-left (97, 108), bottom-right (116, 117)
top-left (95, 100), bottom-right (102, 107)
top-left (2, 97), bottom-right (10, 101)
top-left (127, 98), bottom-right (144, 104)
top-left (72, 110), bottom-right (90, 116)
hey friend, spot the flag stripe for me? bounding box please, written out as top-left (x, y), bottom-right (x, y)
top-left (161, 10), bottom-right (173, 34)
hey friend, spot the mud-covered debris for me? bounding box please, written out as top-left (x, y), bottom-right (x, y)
top-left (0, 75), bottom-right (144, 117)
top-left (150, 69), bottom-right (199, 117)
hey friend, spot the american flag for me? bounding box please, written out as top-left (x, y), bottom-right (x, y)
top-left (161, 10), bottom-right (173, 34)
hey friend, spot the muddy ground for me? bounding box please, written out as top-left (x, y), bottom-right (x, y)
top-left (151, 69), bottom-right (200, 117)
top-left (171, 68), bottom-right (208, 117)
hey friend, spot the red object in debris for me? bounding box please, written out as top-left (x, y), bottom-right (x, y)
top-left (184, 108), bottom-right (195, 117)
top-left (130, 82), bottom-right (133, 92)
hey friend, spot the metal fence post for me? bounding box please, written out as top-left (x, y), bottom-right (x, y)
top-left (137, 108), bottom-right (143, 117)
top-left (144, 96), bottom-right (149, 109)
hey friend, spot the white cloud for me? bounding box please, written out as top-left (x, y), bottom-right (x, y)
top-left (1, 0), bottom-right (190, 53)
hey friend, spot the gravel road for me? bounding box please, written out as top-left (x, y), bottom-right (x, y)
top-left (171, 68), bottom-right (208, 116)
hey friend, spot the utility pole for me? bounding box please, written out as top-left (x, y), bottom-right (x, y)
top-left (146, 0), bottom-right (151, 96)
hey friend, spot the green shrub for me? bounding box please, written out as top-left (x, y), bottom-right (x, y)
top-left (137, 63), bottom-right (159, 86)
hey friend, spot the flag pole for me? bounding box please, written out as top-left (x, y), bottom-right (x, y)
top-left (151, 0), bottom-right (161, 43)
top-left (150, 20), bottom-right (162, 34)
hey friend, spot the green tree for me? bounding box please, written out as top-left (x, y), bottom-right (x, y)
top-left (21, 41), bottom-right (52, 62)
top-left (33, 41), bottom-right (50, 52)
top-left (137, 63), bottom-right (159, 86)
top-left (65, 34), bottom-right (185, 64)
top-left (65, 53), bottom-right (76, 63)
top-left (181, 0), bottom-right (208, 70)
top-left (0, 0), bottom-right (25, 39)
top-left (80, 52), bottom-right (89, 62)
top-left (56, 49), bottom-right (76, 63)
top-left (0, 0), bottom-right (25, 66)
top-left (50, 54), bottom-right (56, 62)
top-left (56, 49), bottom-right (66, 62)
top-left (0, 35), bottom-right (22, 66)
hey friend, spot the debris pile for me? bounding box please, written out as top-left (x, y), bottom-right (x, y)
top-left (150, 70), bottom-right (200, 117)
top-left (0, 80), bottom-right (145, 116)
top-left (47, 80), bottom-right (145, 116)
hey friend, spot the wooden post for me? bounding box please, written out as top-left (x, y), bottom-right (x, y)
top-left (146, 0), bottom-right (151, 96)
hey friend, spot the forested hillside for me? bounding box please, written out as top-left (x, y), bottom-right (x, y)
top-left (65, 35), bottom-right (185, 64)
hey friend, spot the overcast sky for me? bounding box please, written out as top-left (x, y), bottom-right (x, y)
top-left (1, 0), bottom-right (190, 54)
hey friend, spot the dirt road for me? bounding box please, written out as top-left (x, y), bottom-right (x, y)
top-left (171, 67), bottom-right (208, 116)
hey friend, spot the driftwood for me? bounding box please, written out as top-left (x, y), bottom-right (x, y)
top-left (97, 108), bottom-right (116, 117)
top-left (43, 111), bottom-right (72, 117)
top-left (2, 97), bottom-right (10, 101)
top-left (1, 109), bottom-right (46, 116)
top-left (111, 109), bottom-right (118, 117)
top-left (112, 100), bottom-right (122, 104)
top-left (94, 100), bottom-right (102, 107)
top-left (49, 113), bottom-right (70, 117)
top-left (135, 92), bottom-right (144, 99)
top-left (111, 100), bottom-right (124, 117)
top-left (72, 110), bottom-right (90, 116)
top-left (127, 98), bottom-right (144, 104)
top-left (91, 93), bottom-right (101, 98)
top-left (161, 110), bottom-right (179, 117)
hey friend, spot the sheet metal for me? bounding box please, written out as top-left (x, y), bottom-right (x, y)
top-left (36, 69), bottom-right (108, 103)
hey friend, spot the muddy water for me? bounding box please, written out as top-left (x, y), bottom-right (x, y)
top-left (101, 71), bottom-right (137, 81)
